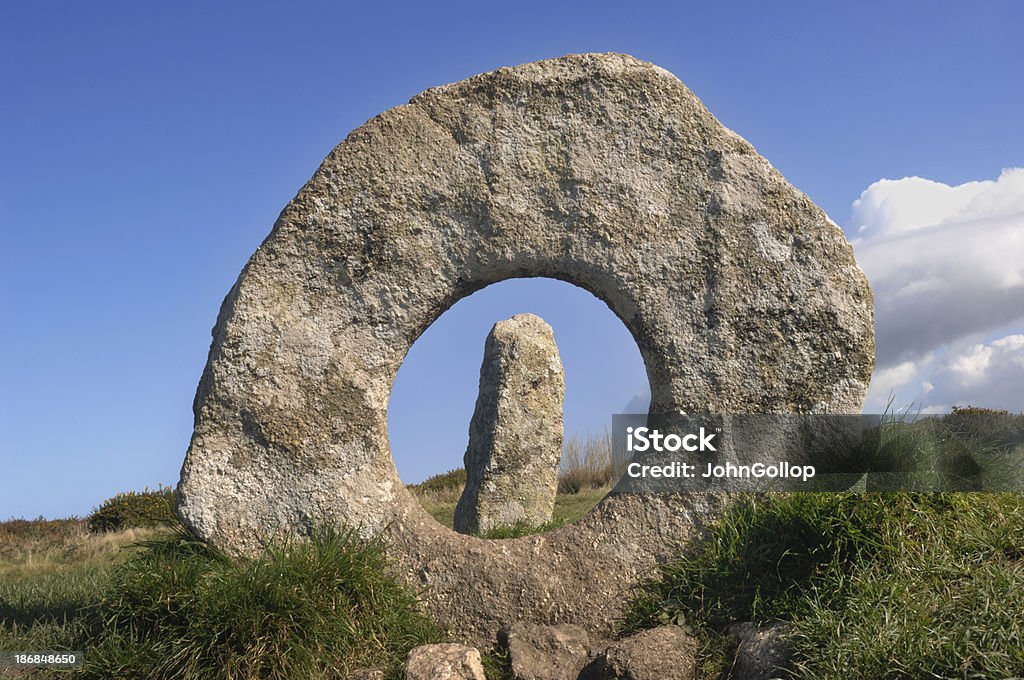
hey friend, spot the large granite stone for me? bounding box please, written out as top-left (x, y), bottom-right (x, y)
top-left (176, 52), bottom-right (874, 647)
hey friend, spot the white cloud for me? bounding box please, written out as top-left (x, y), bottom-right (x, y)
top-left (869, 359), bottom-right (920, 395)
top-left (849, 168), bottom-right (1024, 412)
top-left (863, 357), bottom-right (934, 413)
top-left (862, 334), bottom-right (1024, 413)
top-left (849, 168), bottom-right (1024, 369)
top-left (849, 172), bottom-right (1024, 241)
top-left (924, 335), bottom-right (1024, 411)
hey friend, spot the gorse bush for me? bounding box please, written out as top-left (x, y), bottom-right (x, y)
top-left (625, 492), bottom-right (1024, 678)
top-left (79, 525), bottom-right (442, 679)
top-left (408, 467), bottom-right (466, 494)
top-left (87, 485), bottom-right (176, 533)
top-left (943, 405), bottom-right (1024, 450)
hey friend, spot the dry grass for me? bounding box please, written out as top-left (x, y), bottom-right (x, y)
top-left (407, 430), bottom-right (619, 531)
top-left (1, 524), bottom-right (442, 679)
top-left (1, 518), bottom-right (166, 666)
top-left (559, 428), bottom-right (620, 493)
top-left (0, 518), bottom-right (157, 581)
top-left (413, 485), bottom-right (463, 528)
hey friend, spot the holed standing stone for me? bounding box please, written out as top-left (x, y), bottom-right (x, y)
top-left (176, 53), bottom-right (875, 646)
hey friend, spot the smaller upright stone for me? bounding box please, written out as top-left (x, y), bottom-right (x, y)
top-left (454, 314), bottom-right (565, 535)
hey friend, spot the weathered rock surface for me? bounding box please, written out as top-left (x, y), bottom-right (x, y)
top-left (405, 643), bottom-right (486, 680)
top-left (176, 52), bottom-right (875, 647)
top-left (580, 626), bottom-right (697, 679)
top-left (454, 314), bottom-right (564, 535)
top-left (501, 621), bottom-right (591, 680)
top-left (727, 622), bottom-right (793, 680)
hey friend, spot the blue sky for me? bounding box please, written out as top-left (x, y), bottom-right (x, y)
top-left (2, 2), bottom-right (1023, 518)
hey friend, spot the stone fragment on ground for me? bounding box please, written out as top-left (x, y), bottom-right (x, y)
top-left (405, 643), bottom-right (486, 680)
top-left (346, 668), bottom-right (384, 680)
top-left (454, 313), bottom-right (565, 535)
top-left (727, 622), bottom-right (793, 680)
top-left (579, 625), bottom-right (698, 679)
top-left (501, 621), bottom-right (592, 680)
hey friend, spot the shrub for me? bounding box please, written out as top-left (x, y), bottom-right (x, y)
top-left (86, 486), bottom-right (176, 533)
top-left (944, 405), bottom-right (1024, 450)
top-left (408, 468), bottom-right (467, 494)
top-left (79, 525), bottom-right (443, 679)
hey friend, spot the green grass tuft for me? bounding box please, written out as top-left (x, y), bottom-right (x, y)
top-left (625, 492), bottom-right (1024, 678)
top-left (77, 525), bottom-right (442, 679)
top-left (1, 521), bottom-right (443, 679)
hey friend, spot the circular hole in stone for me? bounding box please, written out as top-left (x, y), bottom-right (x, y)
top-left (388, 277), bottom-right (650, 538)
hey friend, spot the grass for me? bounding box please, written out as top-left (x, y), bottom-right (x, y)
top-left (4, 411), bottom-right (1022, 678)
top-left (624, 493), bottom-right (1024, 679)
top-left (1, 520), bottom-right (442, 679)
top-left (1, 445), bottom-right (616, 678)
top-left (621, 409), bottom-right (1024, 678)
top-left (0, 517), bottom-right (157, 649)
top-left (0, 518), bottom-right (156, 580)
top-left (408, 430), bottom-right (619, 535)
top-left (408, 469), bottom-right (465, 528)
top-left (410, 482), bottom-right (609, 535)
top-left (559, 429), bottom-right (619, 493)
top-left (84, 526), bottom-right (441, 678)
top-left (5, 490), bottom-right (1024, 679)
top-left (839, 407), bottom-right (1024, 491)
top-left (0, 520), bottom-right (159, 676)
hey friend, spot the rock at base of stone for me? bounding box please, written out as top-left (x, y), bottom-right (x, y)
top-left (405, 643), bottom-right (486, 680)
top-left (727, 622), bottom-right (793, 680)
top-left (580, 625), bottom-right (697, 680)
top-left (454, 313), bottom-right (565, 536)
top-left (501, 621), bottom-right (591, 680)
